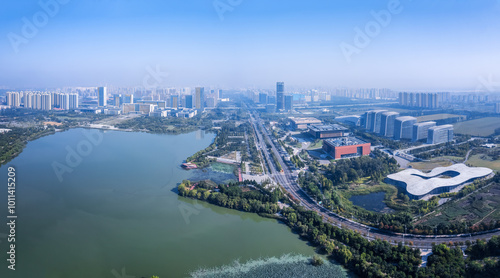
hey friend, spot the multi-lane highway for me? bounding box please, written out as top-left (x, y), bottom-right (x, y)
top-left (248, 110), bottom-right (500, 249)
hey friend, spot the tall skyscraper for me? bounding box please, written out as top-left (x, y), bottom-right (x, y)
top-left (24, 92), bottom-right (33, 109)
top-left (276, 82), bottom-right (284, 111)
top-left (6, 92), bottom-right (20, 107)
top-left (69, 93), bottom-right (79, 109)
top-left (60, 93), bottom-right (70, 110)
top-left (41, 93), bottom-right (51, 111)
top-left (195, 87), bottom-right (204, 109)
top-left (114, 94), bottom-right (121, 107)
top-left (122, 94), bottom-right (134, 104)
top-left (259, 93), bottom-right (267, 104)
top-left (170, 95), bottom-right (179, 109)
top-left (285, 95), bottom-right (293, 111)
top-left (98, 87), bottom-right (107, 107)
top-left (185, 95), bottom-right (193, 108)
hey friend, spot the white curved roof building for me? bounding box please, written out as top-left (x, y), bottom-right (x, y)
top-left (386, 164), bottom-right (493, 199)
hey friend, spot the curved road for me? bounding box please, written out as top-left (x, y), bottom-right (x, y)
top-left (249, 111), bottom-right (500, 249)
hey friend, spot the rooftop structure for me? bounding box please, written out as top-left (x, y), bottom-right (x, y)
top-left (308, 124), bottom-right (348, 139)
top-left (386, 163), bottom-right (493, 199)
top-left (289, 117), bottom-right (322, 130)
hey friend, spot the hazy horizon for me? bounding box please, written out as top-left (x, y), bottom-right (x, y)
top-left (1, 0), bottom-right (500, 91)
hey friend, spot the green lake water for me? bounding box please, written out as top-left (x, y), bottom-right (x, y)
top-left (0, 128), bottom-right (348, 278)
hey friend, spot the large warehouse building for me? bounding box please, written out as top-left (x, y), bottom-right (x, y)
top-left (386, 164), bottom-right (493, 200)
top-left (322, 137), bottom-right (371, 159)
top-left (308, 124), bottom-right (349, 139)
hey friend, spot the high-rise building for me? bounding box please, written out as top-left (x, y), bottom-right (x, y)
top-left (98, 87), bottom-right (107, 107)
top-left (495, 103), bottom-right (500, 114)
top-left (427, 125), bottom-right (454, 144)
top-left (41, 93), bottom-right (51, 111)
top-left (285, 95), bottom-right (293, 111)
top-left (412, 121), bottom-right (436, 142)
top-left (185, 95), bottom-right (193, 108)
top-left (268, 95), bottom-right (276, 105)
top-left (380, 112), bottom-right (400, 138)
top-left (259, 93), bottom-right (267, 104)
top-left (195, 87), bottom-right (204, 109)
top-left (122, 94), bottom-right (134, 104)
top-left (276, 82), bottom-right (284, 111)
top-left (24, 92), bottom-right (33, 109)
top-left (114, 95), bottom-right (122, 107)
top-left (170, 95), bottom-right (179, 109)
top-left (365, 110), bottom-right (388, 133)
top-left (399, 92), bottom-right (439, 108)
top-left (394, 116), bottom-right (417, 140)
top-left (6, 92), bottom-right (20, 107)
top-left (69, 93), bottom-right (79, 109)
top-left (60, 93), bottom-right (70, 110)
top-left (206, 97), bottom-right (216, 108)
top-left (35, 94), bottom-right (42, 110)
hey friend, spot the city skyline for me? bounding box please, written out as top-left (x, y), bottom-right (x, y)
top-left (1, 0), bottom-right (500, 91)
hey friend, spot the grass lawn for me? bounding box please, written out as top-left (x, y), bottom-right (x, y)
top-left (417, 114), bottom-right (466, 123)
top-left (453, 117), bottom-right (500, 136)
top-left (467, 154), bottom-right (500, 171)
top-left (308, 140), bottom-right (323, 150)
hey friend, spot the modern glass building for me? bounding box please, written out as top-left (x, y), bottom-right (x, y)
top-left (379, 111), bottom-right (400, 138)
top-left (412, 121), bottom-right (436, 142)
top-left (276, 82), bottom-right (284, 111)
top-left (394, 116), bottom-right (417, 140)
top-left (98, 87), bottom-right (107, 107)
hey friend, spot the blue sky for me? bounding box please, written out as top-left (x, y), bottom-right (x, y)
top-left (1, 0), bottom-right (499, 91)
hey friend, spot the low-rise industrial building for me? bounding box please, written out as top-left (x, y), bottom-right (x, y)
top-left (308, 124), bottom-right (349, 139)
top-left (322, 137), bottom-right (371, 159)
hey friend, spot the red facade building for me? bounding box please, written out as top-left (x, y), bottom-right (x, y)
top-left (323, 137), bottom-right (371, 159)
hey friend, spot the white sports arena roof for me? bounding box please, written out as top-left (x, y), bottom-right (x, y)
top-left (387, 163), bottom-right (493, 197)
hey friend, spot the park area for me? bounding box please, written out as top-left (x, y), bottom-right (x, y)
top-left (467, 146), bottom-right (500, 172)
top-left (453, 117), bottom-right (500, 137)
top-left (415, 181), bottom-right (500, 229)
